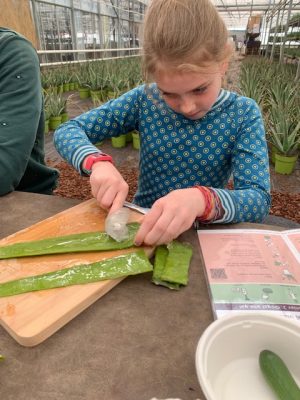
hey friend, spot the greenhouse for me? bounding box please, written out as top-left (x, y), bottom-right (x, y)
top-left (0, 0), bottom-right (300, 399)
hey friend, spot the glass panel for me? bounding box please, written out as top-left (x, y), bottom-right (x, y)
top-left (74, 10), bottom-right (102, 59)
top-left (33, 0), bottom-right (148, 63)
top-left (35, 1), bottom-right (73, 63)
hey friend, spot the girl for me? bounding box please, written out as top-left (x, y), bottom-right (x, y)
top-left (54, 0), bottom-right (271, 246)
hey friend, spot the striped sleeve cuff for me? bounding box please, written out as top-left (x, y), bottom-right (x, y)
top-left (211, 188), bottom-right (236, 224)
top-left (71, 145), bottom-right (103, 174)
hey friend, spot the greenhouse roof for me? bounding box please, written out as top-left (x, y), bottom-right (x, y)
top-left (212, 0), bottom-right (300, 30)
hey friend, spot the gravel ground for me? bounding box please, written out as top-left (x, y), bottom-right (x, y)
top-left (47, 148), bottom-right (300, 224)
top-left (46, 53), bottom-right (300, 224)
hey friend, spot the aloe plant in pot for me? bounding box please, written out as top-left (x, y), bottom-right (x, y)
top-left (47, 90), bottom-right (66, 130)
top-left (267, 107), bottom-right (300, 174)
top-left (76, 64), bottom-right (91, 99)
top-left (86, 62), bottom-right (106, 102)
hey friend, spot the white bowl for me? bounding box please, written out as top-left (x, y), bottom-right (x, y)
top-left (195, 313), bottom-right (300, 400)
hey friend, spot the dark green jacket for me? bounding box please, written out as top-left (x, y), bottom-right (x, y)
top-left (0, 27), bottom-right (58, 196)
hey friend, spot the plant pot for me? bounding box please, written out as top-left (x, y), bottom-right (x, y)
top-left (49, 115), bottom-right (62, 130)
top-left (270, 144), bottom-right (279, 164)
top-left (274, 153), bottom-right (298, 175)
top-left (132, 132), bottom-right (140, 150)
top-left (61, 112), bottom-right (69, 123)
top-left (107, 90), bottom-right (115, 99)
top-left (100, 89), bottom-right (108, 102)
top-left (58, 85), bottom-right (64, 94)
top-left (126, 132), bottom-right (133, 143)
top-left (111, 135), bottom-right (126, 148)
top-left (74, 82), bottom-right (79, 90)
top-left (78, 87), bottom-right (90, 99)
top-left (63, 83), bottom-right (70, 92)
top-left (90, 90), bottom-right (102, 102)
top-left (69, 82), bottom-right (75, 91)
top-left (44, 119), bottom-right (49, 134)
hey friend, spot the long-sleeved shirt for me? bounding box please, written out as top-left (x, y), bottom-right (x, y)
top-left (0, 28), bottom-right (58, 196)
top-left (54, 84), bottom-right (271, 223)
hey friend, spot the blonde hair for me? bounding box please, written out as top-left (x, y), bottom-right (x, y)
top-left (142, 0), bottom-right (233, 80)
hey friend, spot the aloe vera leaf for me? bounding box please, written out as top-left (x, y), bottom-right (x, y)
top-left (0, 250), bottom-right (153, 297)
top-left (0, 223), bottom-right (140, 260)
top-left (152, 246), bottom-right (180, 290)
top-left (160, 241), bottom-right (193, 286)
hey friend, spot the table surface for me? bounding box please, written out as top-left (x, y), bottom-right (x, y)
top-left (0, 191), bottom-right (296, 400)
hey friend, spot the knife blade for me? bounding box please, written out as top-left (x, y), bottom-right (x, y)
top-left (123, 201), bottom-right (150, 215)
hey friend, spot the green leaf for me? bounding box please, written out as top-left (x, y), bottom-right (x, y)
top-left (152, 241), bottom-right (193, 289)
top-left (0, 223), bottom-right (140, 259)
top-left (0, 250), bottom-right (153, 298)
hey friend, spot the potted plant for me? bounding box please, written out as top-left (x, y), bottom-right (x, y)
top-left (265, 75), bottom-right (299, 174)
top-left (267, 108), bottom-right (300, 174)
top-left (47, 90), bottom-right (65, 130)
top-left (87, 62), bottom-right (104, 102)
top-left (76, 64), bottom-right (91, 99)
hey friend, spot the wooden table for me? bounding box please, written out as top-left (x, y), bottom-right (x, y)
top-left (0, 191), bottom-right (291, 400)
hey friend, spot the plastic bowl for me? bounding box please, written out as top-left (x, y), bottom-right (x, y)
top-left (195, 313), bottom-right (300, 400)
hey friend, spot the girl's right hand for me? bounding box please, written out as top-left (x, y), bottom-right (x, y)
top-left (89, 161), bottom-right (129, 214)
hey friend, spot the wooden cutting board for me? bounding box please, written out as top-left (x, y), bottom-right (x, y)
top-left (0, 199), bottom-right (150, 347)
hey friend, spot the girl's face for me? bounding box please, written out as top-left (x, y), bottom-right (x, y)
top-left (154, 63), bottom-right (227, 120)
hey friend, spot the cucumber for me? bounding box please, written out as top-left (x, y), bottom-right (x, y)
top-left (259, 349), bottom-right (300, 400)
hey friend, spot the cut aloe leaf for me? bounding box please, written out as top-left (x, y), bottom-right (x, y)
top-left (0, 250), bottom-right (153, 297)
top-left (0, 223), bottom-right (140, 259)
top-left (152, 241), bottom-right (193, 289)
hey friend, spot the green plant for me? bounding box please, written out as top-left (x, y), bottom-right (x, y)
top-left (266, 80), bottom-right (298, 113)
top-left (43, 93), bottom-right (51, 121)
top-left (46, 89), bottom-right (66, 117)
top-left (267, 107), bottom-right (300, 156)
top-left (75, 63), bottom-right (90, 88)
top-left (87, 62), bottom-right (104, 91)
top-left (238, 61), bottom-right (268, 109)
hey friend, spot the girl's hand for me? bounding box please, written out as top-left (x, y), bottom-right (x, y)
top-left (89, 162), bottom-right (129, 214)
top-left (134, 188), bottom-right (206, 246)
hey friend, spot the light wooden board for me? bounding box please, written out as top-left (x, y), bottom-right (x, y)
top-left (0, 199), bottom-right (149, 347)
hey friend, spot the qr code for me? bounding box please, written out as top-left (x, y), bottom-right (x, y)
top-left (210, 268), bottom-right (227, 279)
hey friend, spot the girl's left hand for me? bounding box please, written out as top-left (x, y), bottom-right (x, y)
top-left (134, 188), bottom-right (205, 246)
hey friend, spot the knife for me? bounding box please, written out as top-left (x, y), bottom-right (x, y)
top-left (123, 201), bottom-right (150, 215)
top-left (105, 202), bottom-right (149, 241)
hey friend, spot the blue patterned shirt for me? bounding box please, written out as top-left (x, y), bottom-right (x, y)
top-left (54, 85), bottom-right (271, 223)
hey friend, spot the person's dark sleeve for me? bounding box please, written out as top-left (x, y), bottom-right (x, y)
top-left (0, 33), bottom-right (43, 195)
